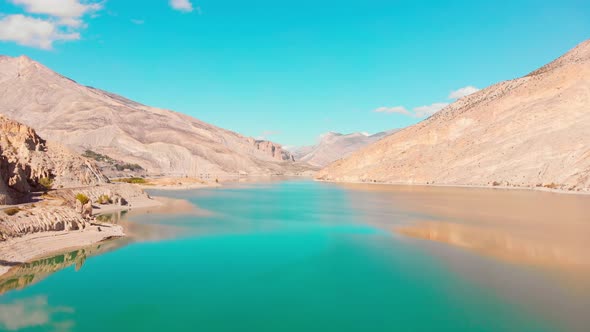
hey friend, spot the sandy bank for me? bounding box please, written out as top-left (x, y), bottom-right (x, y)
top-left (0, 224), bottom-right (124, 276)
top-left (0, 183), bottom-right (205, 278)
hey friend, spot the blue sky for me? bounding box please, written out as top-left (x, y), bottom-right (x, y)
top-left (0, 0), bottom-right (589, 147)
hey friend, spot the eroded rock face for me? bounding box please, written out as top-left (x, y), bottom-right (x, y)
top-left (0, 205), bottom-right (88, 240)
top-left (317, 39), bottom-right (590, 192)
top-left (247, 138), bottom-right (295, 162)
top-left (0, 115), bottom-right (108, 205)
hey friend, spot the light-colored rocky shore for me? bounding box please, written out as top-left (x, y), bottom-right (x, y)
top-left (0, 183), bottom-right (162, 277)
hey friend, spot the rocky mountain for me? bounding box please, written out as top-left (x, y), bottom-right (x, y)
top-left (0, 55), bottom-right (302, 178)
top-left (292, 131), bottom-right (396, 167)
top-left (317, 39), bottom-right (590, 192)
top-left (0, 115), bottom-right (108, 205)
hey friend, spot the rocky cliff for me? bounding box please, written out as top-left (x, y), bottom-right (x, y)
top-left (0, 56), bottom-right (302, 177)
top-left (0, 115), bottom-right (108, 205)
top-left (317, 39), bottom-right (590, 192)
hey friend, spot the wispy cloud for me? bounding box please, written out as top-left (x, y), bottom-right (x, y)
top-left (375, 84), bottom-right (479, 119)
top-left (1, 0), bottom-right (102, 49)
top-left (256, 130), bottom-right (281, 140)
top-left (131, 19), bottom-right (145, 25)
top-left (10, 0), bottom-right (102, 19)
top-left (413, 102), bottom-right (450, 117)
top-left (170, 0), bottom-right (194, 12)
top-left (374, 104), bottom-right (448, 118)
top-left (373, 106), bottom-right (411, 115)
top-left (448, 85), bottom-right (480, 99)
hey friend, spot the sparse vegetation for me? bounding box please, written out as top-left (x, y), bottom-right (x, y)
top-left (83, 150), bottom-right (144, 172)
top-left (38, 177), bottom-right (54, 190)
top-left (4, 208), bottom-right (21, 216)
top-left (76, 193), bottom-right (90, 205)
top-left (96, 194), bottom-right (112, 205)
top-left (544, 183), bottom-right (559, 190)
top-left (83, 150), bottom-right (117, 164)
top-left (115, 163), bottom-right (144, 172)
top-left (114, 177), bottom-right (147, 184)
top-left (492, 181), bottom-right (501, 186)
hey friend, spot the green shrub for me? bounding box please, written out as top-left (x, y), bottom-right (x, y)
top-left (4, 208), bottom-right (21, 216)
top-left (38, 177), bottom-right (54, 190)
top-left (83, 150), bottom-right (116, 164)
top-left (114, 177), bottom-right (147, 184)
top-left (76, 193), bottom-right (90, 205)
top-left (96, 194), bottom-right (112, 205)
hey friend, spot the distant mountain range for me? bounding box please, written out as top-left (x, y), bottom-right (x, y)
top-left (291, 130), bottom-right (397, 167)
top-left (0, 55), bottom-right (308, 178)
top-left (317, 39), bottom-right (590, 192)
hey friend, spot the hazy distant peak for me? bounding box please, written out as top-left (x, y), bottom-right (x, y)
top-left (292, 129), bottom-right (398, 167)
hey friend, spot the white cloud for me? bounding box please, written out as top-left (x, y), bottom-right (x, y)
top-left (256, 130), bottom-right (281, 140)
top-left (375, 84), bottom-right (479, 119)
top-left (449, 85), bottom-right (480, 99)
top-left (170, 0), bottom-right (194, 12)
top-left (2, 0), bottom-right (102, 49)
top-left (131, 19), bottom-right (145, 25)
top-left (373, 106), bottom-right (410, 115)
top-left (413, 102), bottom-right (449, 117)
top-left (0, 15), bottom-right (80, 49)
top-left (374, 103), bottom-right (449, 118)
top-left (10, 0), bottom-right (102, 19)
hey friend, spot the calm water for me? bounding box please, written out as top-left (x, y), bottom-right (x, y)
top-left (1, 180), bottom-right (589, 331)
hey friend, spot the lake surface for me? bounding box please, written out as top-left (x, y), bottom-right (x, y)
top-left (1, 179), bottom-right (589, 331)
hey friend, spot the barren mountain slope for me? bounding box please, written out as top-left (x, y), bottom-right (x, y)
top-left (293, 131), bottom-right (397, 167)
top-left (0, 115), bottom-right (107, 205)
top-left (317, 39), bottom-right (590, 192)
top-left (0, 56), bottom-right (302, 177)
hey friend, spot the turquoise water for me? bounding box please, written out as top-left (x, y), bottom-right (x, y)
top-left (1, 180), bottom-right (588, 331)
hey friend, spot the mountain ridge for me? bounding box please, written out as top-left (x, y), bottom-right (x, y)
top-left (292, 130), bottom-right (397, 167)
top-left (316, 39), bottom-right (590, 192)
top-left (0, 55), bottom-right (305, 177)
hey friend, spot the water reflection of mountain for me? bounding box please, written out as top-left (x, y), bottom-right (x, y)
top-left (0, 238), bottom-right (129, 295)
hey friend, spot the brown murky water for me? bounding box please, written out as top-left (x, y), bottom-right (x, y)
top-left (339, 183), bottom-right (590, 332)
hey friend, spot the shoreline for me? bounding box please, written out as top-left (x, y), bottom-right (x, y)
top-left (0, 224), bottom-right (124, 276)
top-left (314, 179), bottom-right (590, 196)
top-left (0, 184), bottom-right (165, 278)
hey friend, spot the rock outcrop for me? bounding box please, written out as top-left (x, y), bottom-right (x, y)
top-left (0, 183), bottom-right (153, 244)
top-left (317, 39), bottom-right (590, 192)
top-left (248, 138), bottom-right (295, 162)
top-left (0, 115), bottom-right (108, 205)
top-left (0, 56), bottom-right (304, 177)
top-left (0, 205), bottom-right (88, 241)
top-left (292, 130), bottom-right (397, 167)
